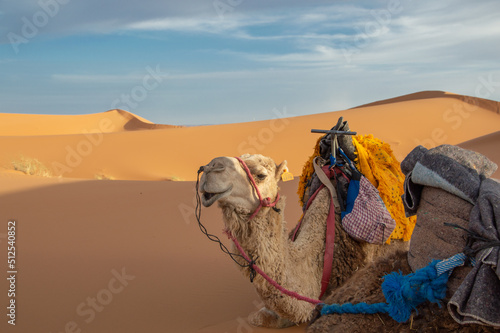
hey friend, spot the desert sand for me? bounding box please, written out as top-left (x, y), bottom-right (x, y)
top-left (0, 91), bottom-right (499, 333)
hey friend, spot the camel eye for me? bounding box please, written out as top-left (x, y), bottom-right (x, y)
top-left (256, 174), bottom-right (267, 181)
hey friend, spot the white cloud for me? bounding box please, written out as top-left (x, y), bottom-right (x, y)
top-left (126, 17), bottom-right (236, 33)
top-left (122, 14), bottom-right (281, 38)
top-left (212, 0), bottom-right (500, 72)
top-left (47, 0), bottom-right (500, 96)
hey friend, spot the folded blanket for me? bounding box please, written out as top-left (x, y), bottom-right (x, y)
top-left (402, 145), bottom-right (500, 328)
top-left (448, 178), bottom-right (500, 327)
top-left (401, 145), bottom-right (497, 216)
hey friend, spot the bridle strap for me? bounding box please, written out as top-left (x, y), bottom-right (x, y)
top-left (234, 156), bottom-right (280, 220)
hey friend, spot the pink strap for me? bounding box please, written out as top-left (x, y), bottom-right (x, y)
top-left (234, 156), bottom-right (280, 220)
top-left (291, 165), bottom-right (337, 298)
top-left (226, 231), bottom-right (322, 305)
top-left (320, 191), bottom-right (336, 298)
top-left (316, 166), bottom-right (336, 298)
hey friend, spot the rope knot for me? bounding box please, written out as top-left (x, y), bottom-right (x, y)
top-left (262, 193), bottom-right (280, 208)
top-left (248, 260), bottom-right (257, 283)
top-left (244, 253), bottom-right (259, 283)
top-left (262, 197), bottom-right (272, 206)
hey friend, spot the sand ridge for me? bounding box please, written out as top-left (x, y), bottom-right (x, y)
top-left (0, 109), bottom-right (181, 137)
top-left (0, 91), bottom-right (499, 181)
top-left (352, 90), bottom-right (500, 115)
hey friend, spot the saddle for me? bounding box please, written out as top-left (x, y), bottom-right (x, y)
top-left (293, 117), bottom-right (396, 298)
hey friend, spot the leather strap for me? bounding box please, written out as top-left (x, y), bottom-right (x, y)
top-left (313, 157), bottom-right (339, 298)
top-left (314, 158), bottom-right (335, 201)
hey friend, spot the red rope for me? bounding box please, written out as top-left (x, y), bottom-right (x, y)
top-left (234, 156), bottom-right (280, 220)
top-left (226, 231), bottom-right (323, 305)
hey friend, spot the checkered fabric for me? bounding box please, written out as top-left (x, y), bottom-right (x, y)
top-left (342, 176), bottom-right (396, 244)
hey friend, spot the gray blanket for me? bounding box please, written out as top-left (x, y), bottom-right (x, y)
top-left (401, 145), bottom-right (497, 216)
top-left (401, 145), bottom-right (500, 328)
top-left (448, 178), bottom-right (500, 327)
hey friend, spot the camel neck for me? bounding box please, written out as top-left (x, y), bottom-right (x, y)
top-left (222, 197), bottom-right (289, 281)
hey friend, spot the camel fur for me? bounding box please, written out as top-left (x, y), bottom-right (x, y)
top-left (199, 153), bottom-right (408, 328)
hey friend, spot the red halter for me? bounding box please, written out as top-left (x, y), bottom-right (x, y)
top-left (234, 156), bottom-right (280, 220)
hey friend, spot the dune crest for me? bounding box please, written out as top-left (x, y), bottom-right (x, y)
top-left (353, 90), bottom-right (500, 115)
top-left (0, 109), bottom-right (181, 136)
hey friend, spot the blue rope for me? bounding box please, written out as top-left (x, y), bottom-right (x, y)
top-left (321, 302), bottom-right (389, 315)
top-left (320, 253), bottom-right (471, 323)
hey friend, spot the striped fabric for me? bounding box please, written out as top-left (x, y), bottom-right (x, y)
top-left (435, 252), bottom-right (476, 276)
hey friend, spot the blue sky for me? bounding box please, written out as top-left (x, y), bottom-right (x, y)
top-left (1, 0), bottom-right (499, 126)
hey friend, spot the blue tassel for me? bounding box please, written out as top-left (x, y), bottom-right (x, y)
top-left (320, 259), bottom-right (454, 323)
top-left (382, 260), bottom-right (450, 322)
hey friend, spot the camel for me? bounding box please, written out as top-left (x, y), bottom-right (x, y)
top-left (198, 153), bottom-right (409, 328)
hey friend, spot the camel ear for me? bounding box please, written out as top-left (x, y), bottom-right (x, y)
top-left (275, 160), bottom-right (288, 181)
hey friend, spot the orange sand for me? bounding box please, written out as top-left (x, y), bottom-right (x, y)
top-left (0, 91), bottom-right (499, 332)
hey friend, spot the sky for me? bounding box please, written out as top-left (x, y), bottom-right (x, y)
top-left (1, 0), bottom-right (499, 126)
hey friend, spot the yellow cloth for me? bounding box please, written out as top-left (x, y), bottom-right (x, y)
top-left (297, 136), bottom-right (322, 207)
top-left (353, 134), bottom-right (416, 243)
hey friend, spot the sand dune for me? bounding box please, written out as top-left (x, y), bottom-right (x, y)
top-left (353, 90), bottom-right (500, 115)
top-left (0, 91), bottom-right (499, 181)
top-left (0, 109), bottom-right (180, 136)
top-left (1, 91), bottom-right (499, 333)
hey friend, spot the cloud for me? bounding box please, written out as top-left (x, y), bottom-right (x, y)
top-left (209, 0), bottom-right (500, 72)
top-left (9, 0), bottom-right (500, 82)
top-left (124, 13), bottom-right (282, 37)
top-left (4, 0), bottom-right (499, 72)
top-left (0, 1), bottom-right (337, 42)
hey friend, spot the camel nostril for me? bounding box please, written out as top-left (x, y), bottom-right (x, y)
top-left (203, 160), bottom-right (226, 174)
top-left (210, 161), bottom-right (225, 172)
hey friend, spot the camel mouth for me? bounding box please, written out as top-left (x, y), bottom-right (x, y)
top-left (200, 186), bottom-right (233, 207)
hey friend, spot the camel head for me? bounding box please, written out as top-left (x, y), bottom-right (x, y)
top-left (199, 154), bottom-right (287, 213)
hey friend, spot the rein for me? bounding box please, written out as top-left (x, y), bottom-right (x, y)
top-left (195, 167), bottom-right (253, 271)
